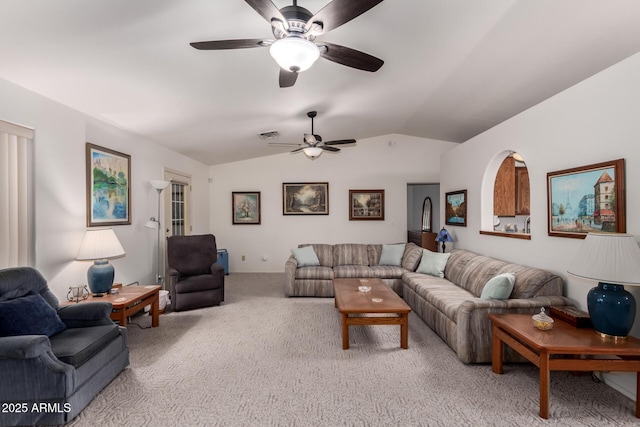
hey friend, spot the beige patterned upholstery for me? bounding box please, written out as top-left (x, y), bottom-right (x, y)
top-left (284, 243), bottom-right (423, 297)
top-left (402, 249), bottom-right (569, 363)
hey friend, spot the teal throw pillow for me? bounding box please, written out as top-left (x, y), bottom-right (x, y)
top-left (291, 246), bottom-right (321, 267)
top-left (379, 244), bottom-right (405, 266)
top-left (416, 250), bottom-right (450, 278)
top-left (0, 293), bottom-right (66, 337)
top-left (480, 273), bottom-right (516, 300)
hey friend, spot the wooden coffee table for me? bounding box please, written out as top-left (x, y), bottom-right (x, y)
top-left (333, 278), bottom-right (410, 350)
top-left (64, 285), bottom-right (161, 327)
top-left (489, 313), bottom-right (640, 419)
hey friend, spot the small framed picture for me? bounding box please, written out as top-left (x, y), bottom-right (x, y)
top-left (86, 143), bottom-right (131, 227)
top-left (349, 190), bottom-right (385, 220)
top-left (283, 182), bottom-right (329, 215)
top-left (547, 159), bottom-right (625, 238)
top-left (232, 192), bottom-right (261, 224)
top-left (445, 190), bottom-right (467, 227)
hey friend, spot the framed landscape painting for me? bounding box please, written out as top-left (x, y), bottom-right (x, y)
top-left (445, 190), bottom-right (467, 226)
top-left (349, 189), bottom-right (385, 220)
top-left (283, 182), bottom-right (329, 215)
top-left (547, 159), bottom-right (625, 238)
top-left (86, 143), bottom-right (131, 227)
top-left (232, 192), bottom-right (261, 224)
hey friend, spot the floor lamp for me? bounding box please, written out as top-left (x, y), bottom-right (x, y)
top-left (145, 180), bottom-right (170, 286)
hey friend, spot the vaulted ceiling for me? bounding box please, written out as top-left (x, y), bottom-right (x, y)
top-left (2, 0), bottom-right (640, 165)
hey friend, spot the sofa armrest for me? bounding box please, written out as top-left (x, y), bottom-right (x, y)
top-left (456, 296), bottom-right (571, 363)
top-left (0, 335), bottom-right (51, 359)
top-left (211, 263), bottom-right (224, 276)
top-left (284, 255), bottom-right (298, 297)
top-left (57, 302), bottom-right (115, 328)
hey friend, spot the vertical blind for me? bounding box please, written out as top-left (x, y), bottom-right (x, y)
top-left (0, 119), bottom-right (34, 268)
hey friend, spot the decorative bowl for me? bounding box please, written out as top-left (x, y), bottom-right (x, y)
top-left (358, 285), bottom-right (372, 293)
top-left (532, 308), bottom-right (554, 330)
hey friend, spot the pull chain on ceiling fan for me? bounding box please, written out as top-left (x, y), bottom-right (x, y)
top-left (190, 0), bottom-right (384, 87)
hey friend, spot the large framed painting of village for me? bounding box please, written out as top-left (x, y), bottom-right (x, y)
top-left (547, 159), bottom-right (625, 239)
top-left (282, 182), bottom-right (329, 215)
top-left (86, 143), bottom-right (131, 227)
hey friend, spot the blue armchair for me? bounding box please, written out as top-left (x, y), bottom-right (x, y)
top-left (0, 267), bottom-right (129, 426)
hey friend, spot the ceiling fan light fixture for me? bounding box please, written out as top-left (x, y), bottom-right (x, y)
top-left (270, 37), bottom-right (320, 73)
top-left (303, 146), bottom-right (323, 160)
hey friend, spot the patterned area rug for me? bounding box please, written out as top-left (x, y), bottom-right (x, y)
top-left (68, 273), bottom-right (637, 426)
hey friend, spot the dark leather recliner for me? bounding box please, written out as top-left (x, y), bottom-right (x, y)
top-left (166, 234), bottom-right (225, 311)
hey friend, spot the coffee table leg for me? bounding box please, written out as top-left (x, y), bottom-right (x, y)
top-left (119, 311), bottom-right (127, 327)
top-left (342, 313), bottom-right (349, 350)
top-left (400, 313), bottom-right (408, 349)
top-left (151, 293), bottom-right (159, 327)
top-left (539, 352), bottom-right (550, 419)
top-left (636, 371), bottom-right (640, 418)
top-left (491, 324), bottom-right (503, 374)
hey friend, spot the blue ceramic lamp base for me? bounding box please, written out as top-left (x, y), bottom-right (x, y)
top-left (87, 259), bottom-right (115, 296)
top-left (587, 282), bottom-right (636, 339)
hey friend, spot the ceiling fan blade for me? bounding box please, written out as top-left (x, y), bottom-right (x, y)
top-left (190, 39), bottom-right (269, 50)
top-left (304, 133), bottom-right (317, 144)
top-left (244, 0), bottom-right (287, 26)
top-left (320, 145), bottom-right (341, 152)
top-left (279, 69), bottom-right (298, 88)
top-left (268, 142), bottom-right (303, 147)
top-left (319, 42), bottom-right (383, 72)
top-left (305, 0), bottom-right (384, 34)
top-left (290, 147), bottom-right (306, 153)
top-left (324, 139), bottom-right (356, 145)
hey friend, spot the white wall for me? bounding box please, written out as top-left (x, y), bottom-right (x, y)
top-left (440, 51), bottom-right (640, 398)
top-left (0, 78), bottom-right (210, 301)
top-left (209, 135), bottom-right (456, 272)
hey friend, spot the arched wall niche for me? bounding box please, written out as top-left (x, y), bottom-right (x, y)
top-left (480, 150), bottom-right (531, 239)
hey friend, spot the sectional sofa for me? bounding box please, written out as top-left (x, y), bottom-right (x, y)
top-left (285, 243), bottom-right (568, 363)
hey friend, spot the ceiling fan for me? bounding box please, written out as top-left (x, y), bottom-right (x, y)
top-left (277, 111), bottom-right (355, 159)
top-left (190, 0), bottom-right (384, 88)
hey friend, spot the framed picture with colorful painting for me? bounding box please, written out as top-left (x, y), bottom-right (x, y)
top-left (445, 190), bottom-right (467, 226)
top-left (86, 143), bottom-right (131, 227)
top-left (547, 159), bottom-right (625, 238)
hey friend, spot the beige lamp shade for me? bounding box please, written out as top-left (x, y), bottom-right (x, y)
top-left (567, 233), bottom-right (640, 285)
top-left (76, 228), bottom-right (125, 261)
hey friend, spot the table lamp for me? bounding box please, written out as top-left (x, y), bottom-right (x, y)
top-left (567, 233), bottom-right (640, 339)
top-left (76, 228), bottom-right (126, 296)
top-left (436, 227), bottom-right (453, 253)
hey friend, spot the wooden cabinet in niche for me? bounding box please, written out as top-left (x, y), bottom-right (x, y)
top-left (493, 156), bottom-right (530, 217)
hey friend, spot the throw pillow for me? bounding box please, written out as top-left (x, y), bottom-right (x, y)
top-left (480, 273), bottom-right (516, 300)
top-left (291, 246), bottom-right (321, 267)
top-left (416, 250), bottom-right (451, 278)
top-left (0, 293), bottom-right (66, 337)
top-left (379, 244), bottom-right (405, 266)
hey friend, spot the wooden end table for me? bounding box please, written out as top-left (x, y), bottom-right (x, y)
top-left (64, 285), bottom-right (161, 327)
top-left (333, 278), bottom-right (410, 350)
top-left (489, 313), bottom-right (640, 419)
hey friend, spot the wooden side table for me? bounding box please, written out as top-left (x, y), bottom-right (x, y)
top-left (63, 285), bottom-right (161, 327)
top-left (489, 313), bottom-right (640, 419)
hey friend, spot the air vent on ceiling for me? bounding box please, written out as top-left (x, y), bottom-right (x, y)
top-left (259, 130), bottom-right (279, 139)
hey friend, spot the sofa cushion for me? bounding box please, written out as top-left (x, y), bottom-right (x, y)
top-left (401, 243), bottom-right (423, 271)
top-left (295, 266), bottom-right (334, 280)
top-left (379, 244), bottom-right (406, 266)
top-left (175, 275), bottom-right (223, 294)
top-left (416, 250), bottom-right (450, 278)
top-left (49, 324), bottom-right (120, 368)
top-left (0, 293), bottom-right (66, 337)
top-left (369, 265), bottom-right (406, 279)
top-left (300, 244), bottom-right (334, 267)
top-left (291, 246), bottom-right (320, 267)
top-left (333, 244), bottom-right (369, 266)
top-left (444, 250), bottom-right (508, 297)
top-left (334, 265), bottom-right (377, 278)
top-left (403, 272), bottom-right (475, 321)
top-left (367, 244), bottom-right (382, 266)
top-left (495, 264), bottom-right (562, 299)
top-left (480, 273), bottom-right (516, 300)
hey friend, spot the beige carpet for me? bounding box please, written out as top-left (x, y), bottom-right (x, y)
top-left (67, 273), bottom-right (637, 426)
